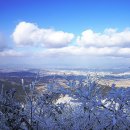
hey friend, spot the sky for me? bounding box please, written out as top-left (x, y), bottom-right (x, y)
top-left (0, 0), bottom-right (130, 69)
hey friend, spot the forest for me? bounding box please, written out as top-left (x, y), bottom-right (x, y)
top-left (0, 74), bottom-right (130, 130)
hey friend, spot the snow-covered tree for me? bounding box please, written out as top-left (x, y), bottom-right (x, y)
top-left (0, 74), bottom-right (130, 130)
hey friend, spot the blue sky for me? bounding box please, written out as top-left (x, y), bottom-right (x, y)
top-left (1, 0), bottom-right (130, 33)
top-left (0, 0), bottom-right (130, 68)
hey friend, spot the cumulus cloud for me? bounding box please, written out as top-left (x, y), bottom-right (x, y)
top-left (77, 28), bottom-right (130, 47)
top-left (12, 21), bottom-right (74, 48)
top-left (0, 33), bottom-right (8, 51)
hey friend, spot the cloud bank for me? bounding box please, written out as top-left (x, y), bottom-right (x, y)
top-left (37, 28), bottom-right (130, 58)
top-left (1, 22), bottom-right (129, 59)
top-left (37, 46), bottom-right (130, 58)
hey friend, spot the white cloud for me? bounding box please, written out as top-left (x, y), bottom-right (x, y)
top-left (12, 21), bottom-right (74, 48)
top-left (37, 46), bottom-right (130, 58)
top-left (9, 25), bottom-right (130, 59)
top-left (77, 28), bottom-right (130, 47)
top-left (0, 50), bottom-right (25, 57)
top-left (1, 46), bottom-right (130, 59)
